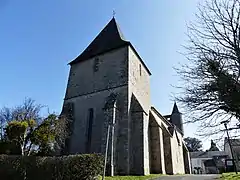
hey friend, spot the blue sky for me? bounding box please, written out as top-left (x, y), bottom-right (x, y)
top-left (0, 0), bottom-right (211, 149)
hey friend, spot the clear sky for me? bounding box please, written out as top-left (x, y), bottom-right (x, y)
top-left (0, 0), bottom-right (211, 149)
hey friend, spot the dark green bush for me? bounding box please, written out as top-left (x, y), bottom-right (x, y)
top-left (0, 155), bottom-right (25, 180)
top-left (0, 154), bottom-right (104, 180)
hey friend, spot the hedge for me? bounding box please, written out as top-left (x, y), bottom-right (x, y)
top-left (0, 154), bottom-right (104, 180)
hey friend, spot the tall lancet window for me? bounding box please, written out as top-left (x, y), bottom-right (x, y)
top-left (86, 108), bottom-right (94, 153)
top-left (139, 64), bottom-right (142, 76)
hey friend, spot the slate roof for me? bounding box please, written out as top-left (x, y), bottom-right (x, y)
top-left (70, 18), bottom-right (128, 65)
top-left (190, 151), bottom-right (228, 158)
top-left (69, 18), bottom-right (151, 75)
top-left (172, 102), bottom-right (180, 114)
top-left (163, 115), bottom-right (171, 119)
top-left (150, 106), bottom-right (184, 135)
top-left (151, 107), bottom-right (172, 127)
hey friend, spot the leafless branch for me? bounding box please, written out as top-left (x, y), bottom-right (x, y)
top-left (176, 0), bottom-right (240, 137)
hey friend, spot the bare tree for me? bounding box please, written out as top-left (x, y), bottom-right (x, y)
top-left (0, 98), bottom-right (42, 123)
top-left (176, 0), bottom-right (240, 136)
top-left (12, 98), bottom-right (43, 123)
top-left (0, 98), bottom-right (42, 140)
top-left (0, 98), bottom-right (69, 156)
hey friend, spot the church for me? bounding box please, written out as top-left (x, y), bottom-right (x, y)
top-left (61, 17), bottom-right (191, 175)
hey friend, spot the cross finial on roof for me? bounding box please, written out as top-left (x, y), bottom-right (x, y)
top-left (113, 10), bottom-right (116, 17)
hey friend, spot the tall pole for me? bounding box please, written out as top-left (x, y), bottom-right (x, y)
top-left (224, 122), bottom-right (238, 174)
top-left (110, 102), bottom-right (116, 177)
top-left (102, 100), bottom-right (117, 179)
top-left (102, 125), bottom-right (111, 180)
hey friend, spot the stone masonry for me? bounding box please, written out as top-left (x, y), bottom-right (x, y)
top-left (62, 17), bottom-right (191, 175)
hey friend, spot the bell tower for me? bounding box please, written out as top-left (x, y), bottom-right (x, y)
top-left (170, 102), bottom-right (184, 135)
top-left (62, 17), bottom-right (151, 175)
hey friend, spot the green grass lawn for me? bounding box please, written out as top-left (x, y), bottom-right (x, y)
top-left (221, 173), bottom-right (240, 180)
top-left (99, 174), bottom-right (163, 180)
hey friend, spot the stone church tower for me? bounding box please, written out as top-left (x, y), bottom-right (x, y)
top-left (63, 17), bottom-right (151, 175)
top-left (62, 18), bottom-right (190, 176)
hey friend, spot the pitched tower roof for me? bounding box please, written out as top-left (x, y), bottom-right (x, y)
top-left (69, 18), bottom-right (151, 75)
top-left (172, 102), bottom-right (180, 114)
top-left (70, 17), bottom-right (129, 65)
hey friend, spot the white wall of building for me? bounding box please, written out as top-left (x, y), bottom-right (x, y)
top-left (191, 158), bottom-right (212, 174)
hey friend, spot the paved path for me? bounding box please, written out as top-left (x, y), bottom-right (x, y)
top-left (153, 174), bottom-right (220, 180)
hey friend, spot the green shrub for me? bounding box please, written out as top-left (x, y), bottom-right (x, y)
top-left (0, 154), bottom-right (104, 180)
top-left (0, 155), bottom-right (26, 180)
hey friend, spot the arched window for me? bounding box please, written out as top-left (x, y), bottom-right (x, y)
top-left (86, 108), bottom-right (94, 153)
top-left (139, 64), bottom-right (142, 76)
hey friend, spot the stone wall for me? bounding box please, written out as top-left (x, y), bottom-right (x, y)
top-left (148, 112), bottom-right (166, 174)
top-left (64, 86), bottom-right (128, 154)
top-left (65, 47), bottom-right (128, 100)
top-left (63, 46), bottom-right (131, 175)
top-left (129, 110), bottom-right (144, 175)
top-left (128, 47), bottom-right (151, 111)
top-left (149, 116), bottom-right (165, 174)
top-left (128, 46), bottom-right (151, 175)
top-left (150, 109), bottom-right (186, 175)
top-left (163, 127), bottom-right (173, 174)
top-left (170, 130), bottom-right (185, 174)
top-left (63, 42), bottom-right (187, 176)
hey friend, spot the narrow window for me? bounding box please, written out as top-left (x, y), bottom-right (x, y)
top-left (86, 108), bottom-right (94, 153)
top-left (139, 64), bottom-right (142, 76)
top-left (93, 57), bottom-right (99, 72)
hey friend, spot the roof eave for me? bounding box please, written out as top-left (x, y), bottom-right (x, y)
top-left (68, 43), bottom-right (152, 76)
top-left (68, 41), bottom-right (130, 65)
top-left (151, 106), bottom-right (172, 126)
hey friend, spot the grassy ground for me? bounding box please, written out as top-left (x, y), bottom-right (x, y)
top-left (221, 173), bottom-right (240, 180)
top-left (99, 174), bottom-right (163, 180)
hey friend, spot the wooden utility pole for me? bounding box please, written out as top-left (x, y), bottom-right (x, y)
top-left (221, 120), bottom-right (238, 174)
